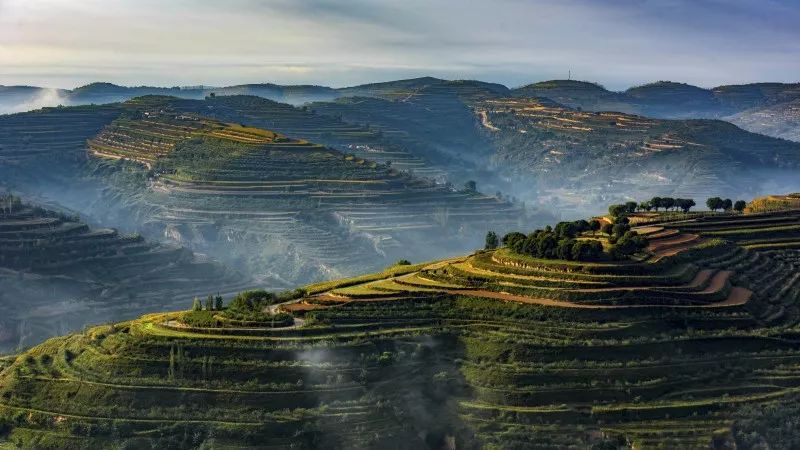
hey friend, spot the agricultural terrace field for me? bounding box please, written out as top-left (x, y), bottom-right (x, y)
top-left (746, 194), bottom-right (800, 213)
top-left (0, 98), bottom-right (524, 284)
top-left (476, 97), bottom-right (800, 210)
top-left (168, 95), bottom-right (448, 179)
top-left (2, 208), bottom-right (800, 448)
top-left (0, 196), bottom-right (248, 353)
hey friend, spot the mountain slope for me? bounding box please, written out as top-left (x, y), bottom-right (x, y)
top-left (727, 98), bottom-right (800, 142)
top-left (2, 207), bottom-right (799, 448)
top-left (0, 98), bottom-right (525, 285)
top-left (0, 195), bottom-right (248, 352)
top-left (475, 97), bottom-right (800, 212)
top-left (512, 80), bottom-right (800, 141)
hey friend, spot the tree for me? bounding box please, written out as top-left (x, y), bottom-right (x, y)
top-left (608, 204), bottom-right (627, 218)
top-left (589, 219), bottom-right (602, 235)
top-left (650, 197), bottom-right (663, 211)
top-left (661, 197), bottom-right (676, 211)
top-left (463, 180), bottom-right (477, 192)
top-left (734, 200), bottom-right (747, 213)
top-left (624, 201), bottom-right (638, 214)
top-left (601, 223), bottom-right (613, 235)
top-left (612, 223), bottom-right (631, 238)
top-left (205, 295), bottom-right (214, 311)
top-left (676, 198), bottom-right (696, 213)
top-left (639, 201), bottom-right (652, 212)
top-left (612, 231), bottom-right (648, 258)
top-left (485, 231), bottom-right (499, 250)
top-left (230, 290), bottom-right (275, 311)
top-left (214, 294), bottom-right (224, 310)
top-left (572, 239), bottom-right (603, 261)
top-left (722, 198), bottom-right (733, 211)
top-left (556, 238), bottom-right (575, 260)
top-left (502, 232), bottom-right (526, 248)
top-left (706, 197), bottom-right (724, 211)
top-left (192, 297), bottom-right (202, 311)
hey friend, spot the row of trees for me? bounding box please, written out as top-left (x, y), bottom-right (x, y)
top-left (192, 294), bottom-right (223, 311)
top-left (608, 196), bottom-right (748, 216)
top-left (706, 197), bottom-right (746, 212)
top-left (608, 197), bottom-right (697, 217)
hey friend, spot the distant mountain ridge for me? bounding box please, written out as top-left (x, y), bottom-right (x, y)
top-left (4, 77), bottom-right (799, 141)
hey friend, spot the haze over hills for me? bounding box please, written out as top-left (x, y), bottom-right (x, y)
top-left (3, 77), bottom-right (800, 231)
top-left (0, 195), bottom-right (249, 353)
top-left (0, 96), bottom-right (525, 286)
top-left (4, 77), bottom-right (799, 144)
top-left (305, 79), bottom-right (800, 214)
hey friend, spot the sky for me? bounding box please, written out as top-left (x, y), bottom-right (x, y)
top-left (1, 0), bottom-right (798, 90)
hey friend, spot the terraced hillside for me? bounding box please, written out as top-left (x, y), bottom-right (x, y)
top-left (82, 99), bottom-right (523, 282)
top-left (171, 95), bottom-right (448, 178)
top-left (476, 97), bottom-right (800, 213)
top-left (0, 98), bottom-right (524, 284)
top-left (0, 104), bottom-right (120, 166)
top-left (2, 206), bottom-right (800, 449)
top-left (0, 195), bottom-right (248, 353)
top-left (513, 80), bottom-right (800, 118)
top-left (512, 80), bottom-right (800, 141)
top-left (727, 98), bottom-right (800, 142)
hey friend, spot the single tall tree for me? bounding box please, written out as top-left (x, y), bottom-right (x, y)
top-left (485, 231), bottom-right (499, 250)
top-left (734, 200), bottom-right (747, 213)
top-left (589, 219), bottom-right (601, 236)
top-left (205, 294), bottom-right (214, 311)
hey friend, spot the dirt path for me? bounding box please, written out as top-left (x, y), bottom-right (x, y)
top-left (477, 110), bottom-right (500, 131)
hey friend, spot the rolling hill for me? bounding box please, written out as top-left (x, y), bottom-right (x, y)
top-left (512, 80), bottom-right (800, 141)
top-left (0, 97), bottom-right (525, 285)
top-left (0, 194), bottom-right (248, 353)
top-left (727, 98), bottom-right (800, 142)
top-left (1, 202), bottom-right (799, 448)
top-left (476, 97), bottom-right (800, 214)
top-left (308, 84), bottom-right (800, 214)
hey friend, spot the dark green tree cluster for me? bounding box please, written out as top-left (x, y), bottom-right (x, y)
top-left (707, 197), bottom-right (745, 212)
top-left (603, 215), bottom-right (649, 258)
top-left (501, 220), bottom-right (604, 262)
top-left (229, 288), bottom-right (307, 313)
top-left (229, 290), bottom-right (277, 312)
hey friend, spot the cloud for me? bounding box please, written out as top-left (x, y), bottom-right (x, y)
top-left (0, 0), bottom-right (797, 89)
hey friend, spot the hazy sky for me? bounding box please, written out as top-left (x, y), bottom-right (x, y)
top-left (1, 0), bottom-right (798, 90)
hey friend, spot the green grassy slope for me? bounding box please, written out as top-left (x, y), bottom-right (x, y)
top-left (2, 208), bottom-right (800, 449)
